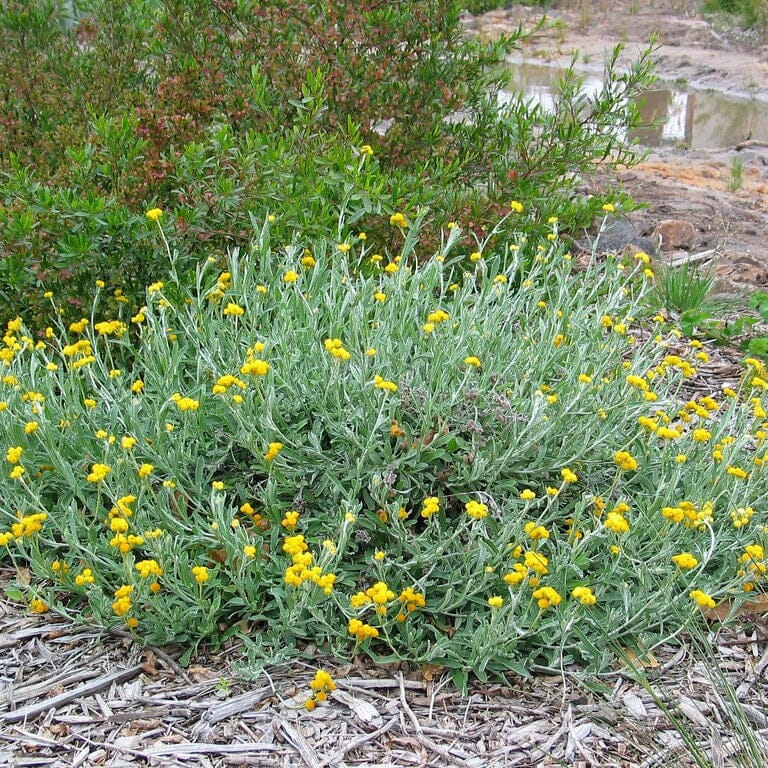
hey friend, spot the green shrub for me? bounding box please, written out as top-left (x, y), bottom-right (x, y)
top-left (2, 215), bottom-right (766, 679)
top-left (0, 0), bottom-right (655, 326)
top-left (702, 0), bottom-right (768, 32)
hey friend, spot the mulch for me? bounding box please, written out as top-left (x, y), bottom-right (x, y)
top-left (2, 570), bottom-right (767, 768)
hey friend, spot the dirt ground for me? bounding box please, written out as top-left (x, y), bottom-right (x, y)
top-left (471, 0), bottom-right (768, 294)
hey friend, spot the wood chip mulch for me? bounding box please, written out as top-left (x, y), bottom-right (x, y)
top-left (1, 575), bottom-right (766, 768)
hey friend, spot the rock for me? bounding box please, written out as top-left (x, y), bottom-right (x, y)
top-left (653, 219), bottom-right (697, 251)
top-left (715, 255), bottom-right (768, 286)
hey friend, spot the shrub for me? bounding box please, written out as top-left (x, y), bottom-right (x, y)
top-left (0, 0), bottom-right (655, 326)
top-left (2, 214), bottom-right (765, 680)
top-left (702, 0), bottom-right (768, 32)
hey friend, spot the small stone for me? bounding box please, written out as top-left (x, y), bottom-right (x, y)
top-left (653, 219), bottom-right (697, 251)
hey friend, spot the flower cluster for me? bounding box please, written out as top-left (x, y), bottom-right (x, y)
top-left (324, 338), bottom-right (350, 361)
top-left (282, 534), bottom-right (336, 595)
top-left (305, 669), bottom-right (336, 711)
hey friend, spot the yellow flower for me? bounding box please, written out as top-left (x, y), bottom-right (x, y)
top-left (466, 500), bottom-right (488, 519)
top-left (519, 489), bottom-right (536, 500)
top-left (421, 496), bottom-right (440, 518)
top-left (571, 586), bottom-right (597, 605)
top-left (323, 338), bottom-right (350, 361)
top-left (601, 203), bottom-right (615, 212)
top-left (281, 509), bottom-right (299, 529)
top-left (337, 243), bottom-right (351, 253)
top-left (524, 522), bottom-right (549, 540)
top-left (310, 669), bottom-right (336, 696)
top-left (138, 463), bottom-right (154, 478)
top-left (487, 596), bottom-right (504, 609)
top-left (373, 291), bottom-right (386, 303)
top-left (373, 374), bottom-right (398, 392)
top-left (94, 320), bottom-right (127, 337)
top-left (171, 394), bottom-right (200, 411)
top-left (605, 511), bottom-right (629, 534)
top-left (552, 333), bottom-right (566, 347)
top-left (672, 552), bottom-right (699, 570)
top-left (111, 593), bottom-right (132, 616)
top-left (731, 507), bottom-right (755, 528)
top-left (348, 618), bottom-right (379, 641)
top-left (689, 589), bottom-right (715, 609)
top-left (427, 309), bottom-right (449, 324)
top-left (75, 568), bottom-right (95, 586)
top-left (192, 566), bottom-right (210, 583)
top-left (264, 442), bottom-right (283, 462)
top-left (464, 356), bottom-right (482, 368)
top-left (223, 302), bottom-right (244, 317)
top-left (613, 451), bottom-right (638, 471)
top-left (145, 207), bottom-right (163, 222)
top-left (240, 359), bottom-right (270, 376)
top-left (135, 559), bottom-right (163, 579)
top-left (6, 446), bottom-right (23, 464)
top-left (524, 551), bottom-right (549, 575)
top-left (510, 200), bottom-right (524, 213)
top-left (626, 374), bottom-right (649, 391)
top-left (560, 467), bottom-right (578, 483)
top-left (121, 436), bottom-right (137, 450)
top-left (532, 586), bottom-right (562, 609)
top-left (29, 599), bottom-right (49, 614)
top-left (389, 212), bottom-right (407, 228)
top-left (24, 421), bottom-right (38, 434)
top-left (504, 565), bottom-right (527, 585)
top-left (87, 463), bottom-right (111, 483)
top-left (212, 480), bottom-right (225, 491)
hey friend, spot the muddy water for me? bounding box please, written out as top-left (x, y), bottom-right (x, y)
top-left (500, 62), bottom-right (768, 149)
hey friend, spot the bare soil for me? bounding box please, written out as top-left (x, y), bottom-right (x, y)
top-left (472, 0), bottom-right (768, 294)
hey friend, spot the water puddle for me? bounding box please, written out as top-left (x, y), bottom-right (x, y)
top-left (499, 62), bottom-right (768, 149)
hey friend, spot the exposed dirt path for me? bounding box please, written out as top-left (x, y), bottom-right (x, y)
top-left (471, 0), bottom-right (768, 294)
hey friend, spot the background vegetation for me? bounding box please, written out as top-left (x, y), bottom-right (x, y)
top-left (0, 0), bottom-right (651, 325)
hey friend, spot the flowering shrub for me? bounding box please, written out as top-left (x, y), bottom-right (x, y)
top-left (1, 214), bottom-right (765, 681)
